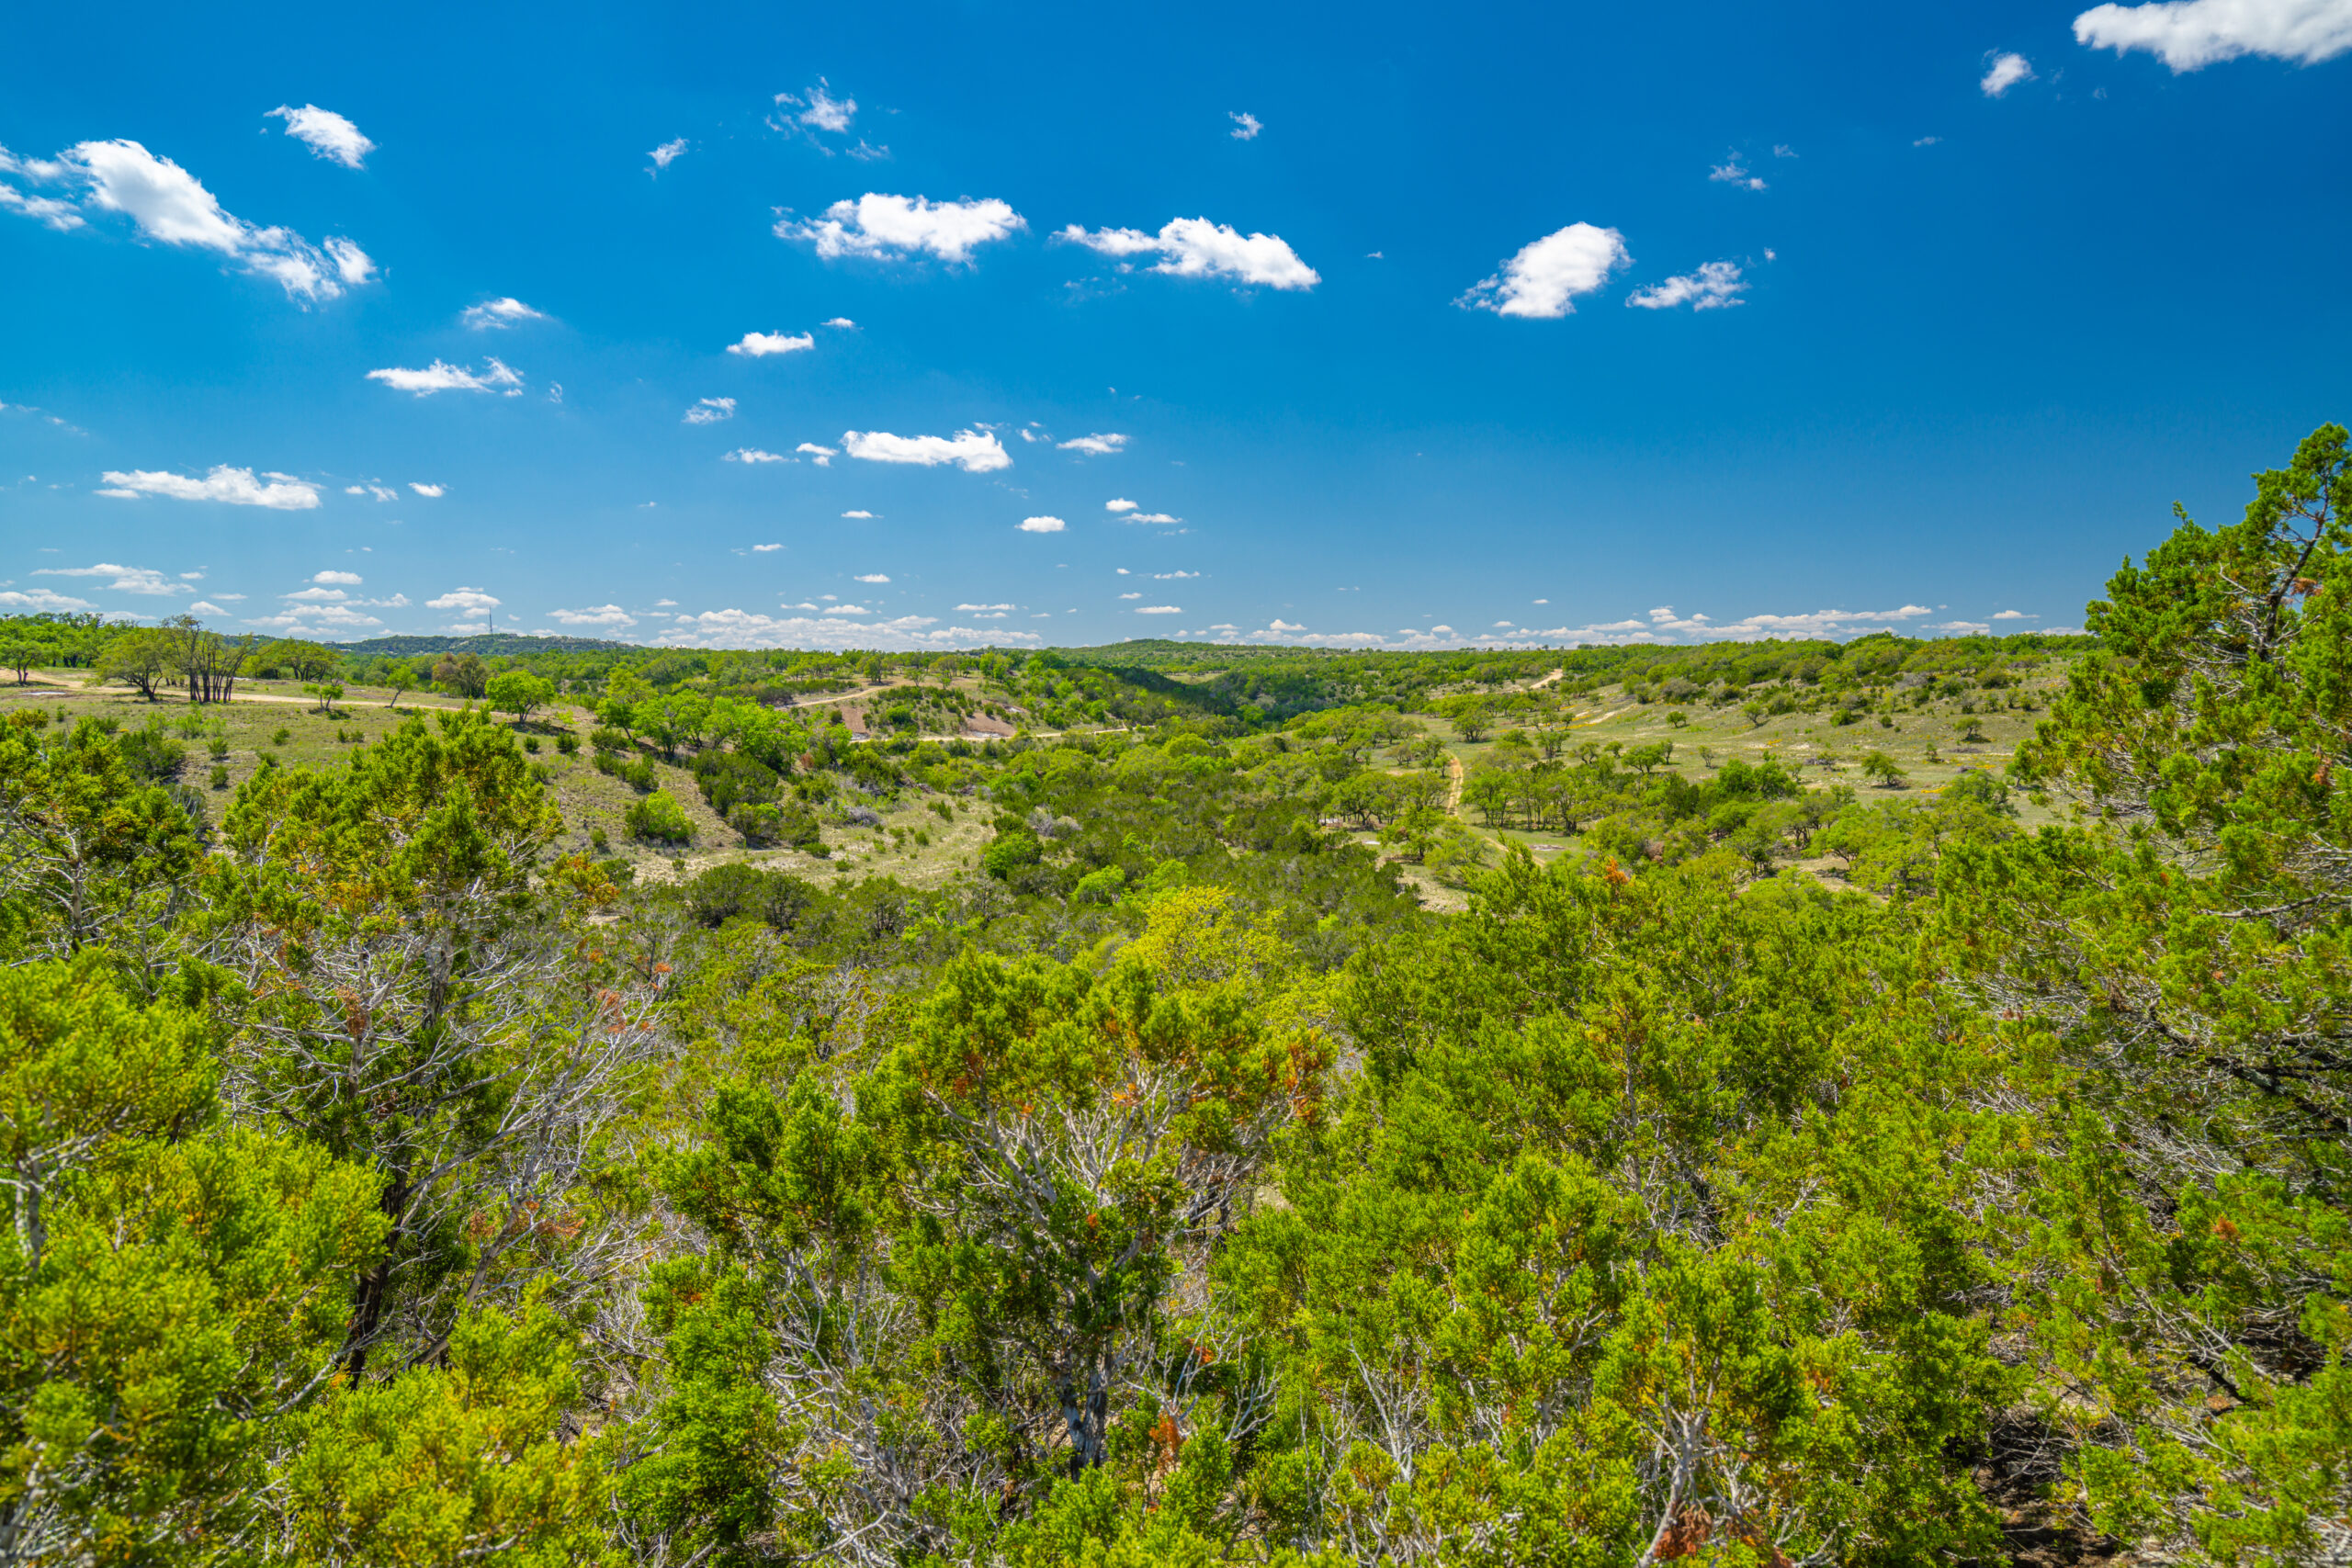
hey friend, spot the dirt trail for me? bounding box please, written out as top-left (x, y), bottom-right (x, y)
top-left (1445, 752), bottom-right (1465, 815)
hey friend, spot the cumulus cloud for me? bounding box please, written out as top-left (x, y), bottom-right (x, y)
top-left (409, 481), bottom-right (445, 497)
top-left (1017, 516), bottom-right (1067, 533)
top-left (729, 330), bottom-right (814, 357)
top-left (1105, 498), bottom-right (1138, 513)
top-left (548, 604), bottom-right (636, 627)
top-left (842, 509), bottom-right (875, 518)
top-left (779, 194), bottom-right (1025, 264)
top-left (1626, 260), bottom-right (1747, 310)
top-left (1992, 609), bottom-right (2034, 619)
top-left (1229, 111), bottom-right (1262, 140)
top-left (462, 297), bottom-right (547, 329)
top-left (0, 589), bottom-right (95, 612)
top-left (1059, 216), bottom-right (1319, 289)
top-left (854, 572), bottom-right (889, 582)
top-left (267, 105), bottom-right (374, 168)
top-left (652, 607), bottom-right (1035, 650)
top-left (313, 570), bottom-right (363, 585)
top-left (1709, 154), bottom-right (1767, 190)
top-left (367, 359), bottom-right (523, 396)
top-left (425, 586), bottom-right (501, 613)
top-left (1458, 222), bottom-right (1630, 318)
top-left (724, 447), bottom-right (790, 463)
top-left (797, 443), bottom-right (838, 466)
top-left (0, 139), bottom-right (374, 300)
top-left (1136, 604), bottom-right (1182, 614)
top-left (1057, 433), bottom-right (1129, 455)
top-left (684, 397), bottom-right (737, 424)
top-left (31, 563), bottom-right (190, 595)
top-left (2073, 0), bottom-right (2352, 66)
top-left (752, 543), bottom-right (784, 552)
top-left (1119, 592), bottom-right (1142, 599)
top-left (245, 601), bottom-right (384, 632)
top-left (648, 138), bottom-right (689, 175)
top-left (1120, 512), bottom-right (1181, 525)
top-left (842, 428), bottom-right (1011, 471)
top-left (1981, 51), bottom-right (2037, 94)
top-left (95, 465), bottom-right (322, 509)
top-left (823, 317), bottom-right (855, 329)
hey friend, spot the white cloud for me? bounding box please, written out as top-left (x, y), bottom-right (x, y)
top-left (684, 397), bottom-right (737, 424)
top-left (752, 543), bottom-right (784, 552)
top-left (1709, 155), bottom-right (1768, 191)
top-left (425, 586), bottom-right (501, 612)
top-left (797, 84), bottom-right (856, 132)
top-left (854, 572), bottom-right (889, 582)
top-left (1981, 51), bottom-right (2037, 95)
top-left (823, 317), bottom-right (856, 328)
top-left (725, 447), bottom-right (789, 463)
top-left (1915, 135), bottom-right (1944, 146)
top-left (0, 589), bottom-right (95, 611)
top-left (0, 162), bottom-right (85, 231)
top-left (842, 509), bottom-right (875, 518)
top-left (798, 444), bottom-right (838, 466)
top-left (842, 428), bottom-right (1011, 471)
top-left (648, 137), bottom-right (689, 174)
top-left (462, 297), bottom-right (547, 330)
top-left (729, 330), bottom-right (814, 357)
top-left (409, 481), bottom-right (445, 497)
top-left (2074, 0), bottom-right (2352, 66)
top-left (1136, 605), bottom-right (1182, 614)
top-left (1626, 260), bottom-right (1747, 310)
top-left (1121, 512), bottom-right (1181, 525)
top-left (832, 604), bottom-right (873, 615)
top-left (187, 600), bottom-right (225, 615)
top-left (548, 604), bottom-right (637, 627)
top-left (1059, 216), bottom-right (1319, 289)
top-left (1106, 498), bottom-right (1138, 513)
top-left (245, 601), bottom-right (384, 631)
top-left (956, 603), bottom-right (1015, 612)
top-left (1230, 111), bottom-right (1262, 140)
top-left (313, 570), bottom-right (363, 585)
top-left (780, 194), bottom-right (1025, 264)
top-left (283, 586), bottom-right (346, 603)
top-left (1774, 144), bottom-right (1799, 158)
top-left (32, 562), bottom-right (189, 596)
top-left (1992, 609), bottom-right (2033, 619)
top-left (1458, 222), bottom-right (1630, 318)
top-left (1118, 592), bottom-right (1142, 599)
top-left (1017, 515), bottom-right (1067, 533)
top-left (4, 139), bottom-right (373, 300)
top-left (1057, 433), bottom-right (1128, 455)
top-left (267, 106), bottom-right (374, 169)
top-left (96, 465), bottom-right (321, 509)
top-left (1153, 570), bottom-right (1199, 579)
top-left (367, 358), bottom-right (523, 396)
top-left (651, 607), bottom-right (1035, 650)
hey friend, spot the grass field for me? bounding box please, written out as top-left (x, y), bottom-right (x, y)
top-left (6, 657), bottom-right (2068, 899)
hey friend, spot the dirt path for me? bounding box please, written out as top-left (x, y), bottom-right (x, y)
top-left (1445, 752), bottom-right (1464, 815)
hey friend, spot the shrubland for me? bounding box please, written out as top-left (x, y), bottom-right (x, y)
top-left (0, 426), bottom-right (2344, 1567)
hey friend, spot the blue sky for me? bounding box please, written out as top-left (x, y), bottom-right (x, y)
top-left (3, 0), bottom-right (2347, 650)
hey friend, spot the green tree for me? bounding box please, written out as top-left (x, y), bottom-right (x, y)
top-left (207, 709), bottom-right (654, 1374)
top-left (1948, 424), bottom-right (2352, 1561)
top-left (432, 651), bottom-right (489, 698)
top-left (1860, 749), bottom-right (1907, 787)
top-left (484, 670), bottom-right (557, 728)
top-left (0, 962), bottom-right (386, 1562)
top-left (95, 628), bottom-right (175, 701)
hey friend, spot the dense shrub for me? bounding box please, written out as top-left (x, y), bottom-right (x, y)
top-left (626, 789), bottom-right (692, 843)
